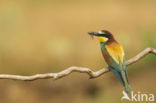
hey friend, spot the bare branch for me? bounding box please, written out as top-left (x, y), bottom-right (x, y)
top-left (126, 48), bottom-right (156, 65)
top-left (0, 47), bottom-right (155, 81)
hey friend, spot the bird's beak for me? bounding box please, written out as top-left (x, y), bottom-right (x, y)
top-left (88, 32), bottom-right (99, 36)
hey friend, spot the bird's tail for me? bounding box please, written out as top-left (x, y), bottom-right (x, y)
top-left (110, 67), bottom-right (132, 96)
top-left (124, 82), bottom-right (132, 96)
top-left (121, 70), bottom-right (132, 97)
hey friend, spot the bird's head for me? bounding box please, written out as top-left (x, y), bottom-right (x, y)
top-left (88, 30), bottom-right (114, 43)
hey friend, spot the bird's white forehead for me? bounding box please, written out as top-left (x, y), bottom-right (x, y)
top-left (98, 31), bottom-right (102, 34)
top-left (98, 31), bottom-right (105, 34)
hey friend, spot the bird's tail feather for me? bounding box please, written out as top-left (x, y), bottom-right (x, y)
top-left (121, 70), bottom-right (132, 96)
top-left (110, 67), bottom-right (132, 96)
top-left (124, 83), bottom-right (132, 96)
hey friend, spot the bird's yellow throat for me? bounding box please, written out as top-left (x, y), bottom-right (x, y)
top-left (97, 37), bottom-right (108, 43)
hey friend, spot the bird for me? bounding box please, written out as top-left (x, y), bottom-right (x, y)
top-left (88, 30), bottom-right (132, 96)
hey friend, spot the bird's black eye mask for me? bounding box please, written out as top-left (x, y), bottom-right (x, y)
top-left (98, 34), bottom-right (110, 38)
top-left (88, 31), bottom-right (111, 39)
top-left (97, 31), bottom-right (111, 38)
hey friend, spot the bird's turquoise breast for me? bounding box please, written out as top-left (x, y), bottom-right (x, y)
top-left (100, 42), bottom-right (106, 50)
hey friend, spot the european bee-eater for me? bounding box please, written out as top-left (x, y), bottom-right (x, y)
top-left (88, 30), bottom-right (132, 95)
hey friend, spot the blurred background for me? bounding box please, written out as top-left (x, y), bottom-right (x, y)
top-left (0, 0), bottom-right (156, 103)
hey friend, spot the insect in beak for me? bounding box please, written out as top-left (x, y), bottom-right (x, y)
top-left (88, 32), bottom-right (98, 39)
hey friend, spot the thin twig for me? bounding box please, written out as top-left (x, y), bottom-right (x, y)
top-left (0, 47), bottom-right (155, 81)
